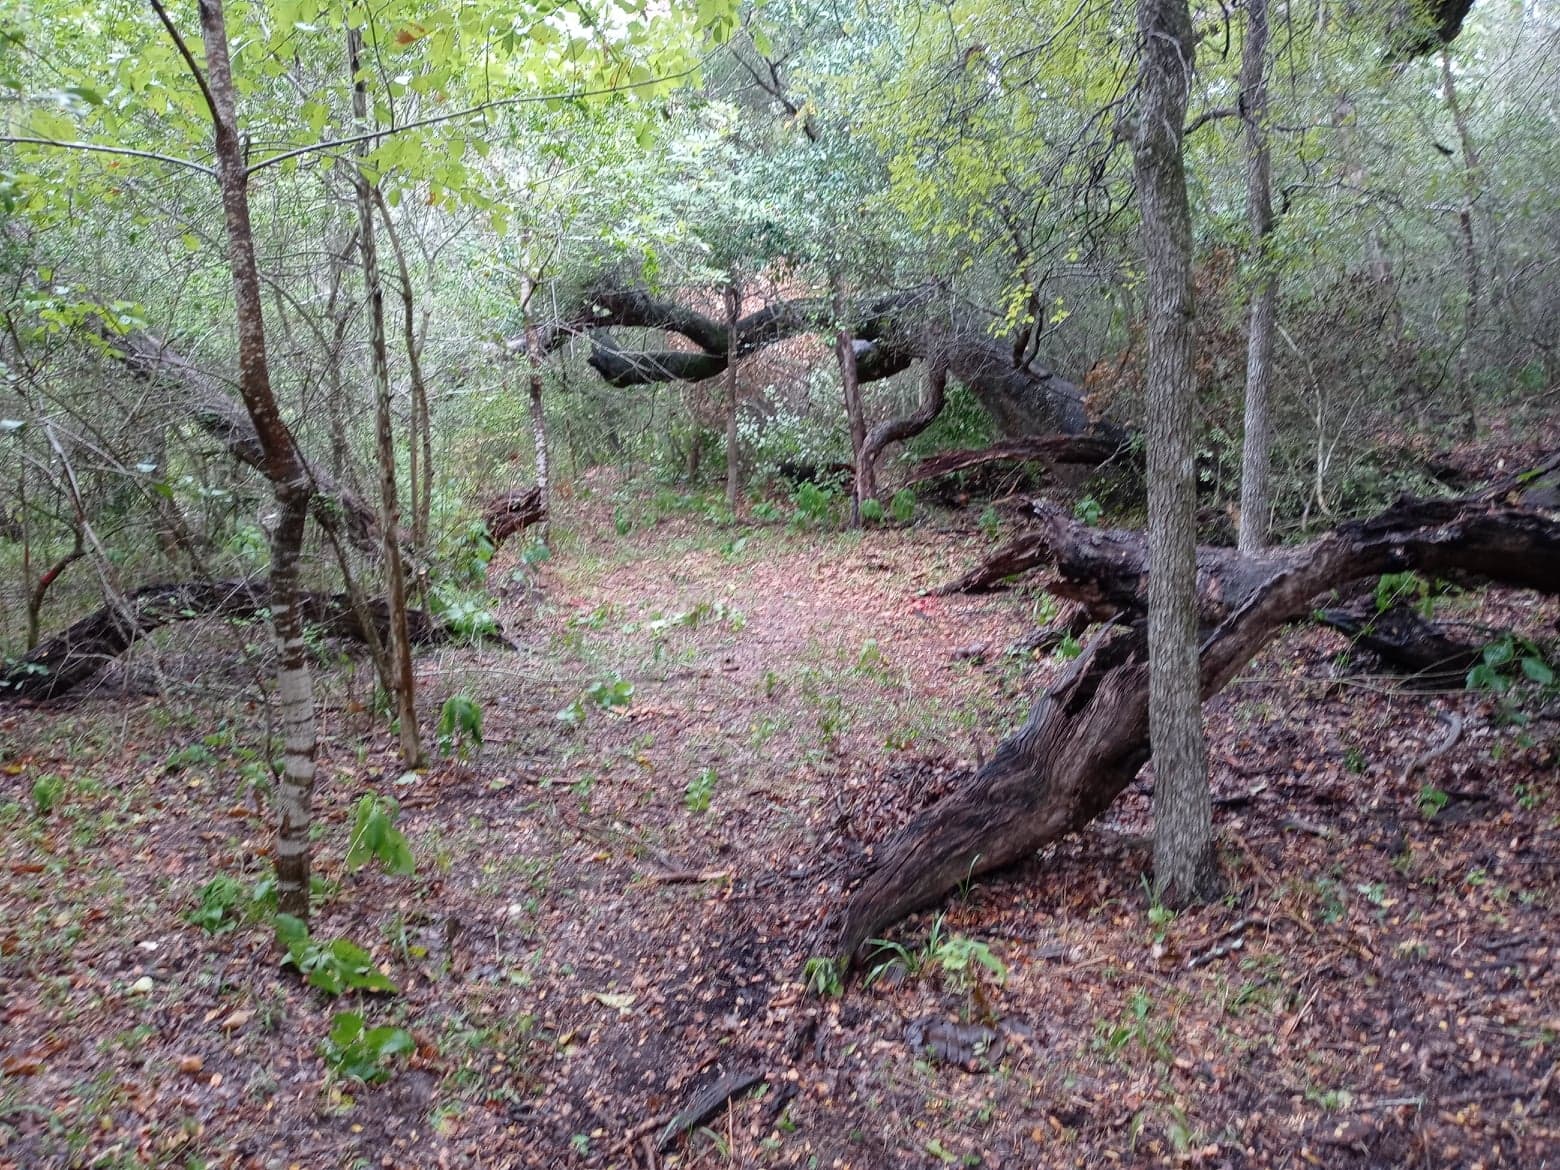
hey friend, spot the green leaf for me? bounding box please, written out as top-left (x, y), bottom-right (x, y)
top-left (1520, 656), bottom-right (1554, 686)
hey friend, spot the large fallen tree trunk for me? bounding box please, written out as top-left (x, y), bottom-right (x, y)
top-left (831, 494), bottom-right (1560, 963)
top-left (547, 282), bottom-right (1104, 439)
top-left (0, 580), bottom-right (464, 703)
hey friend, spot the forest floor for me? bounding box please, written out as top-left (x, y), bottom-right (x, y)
top-left (1, 470), bottom-right (1557, 1170)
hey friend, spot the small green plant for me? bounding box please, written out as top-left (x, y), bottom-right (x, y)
top-left (1467, 634), bottom-right (1557, 717)
top-left (345, 794), bottom-right (415, 876)
top-left (1374, 571), bottom-right (1436, 618)
top-left (1142, 876), bottom-right (1176, 942)
top-left (858, 497), bottom-right (885, 525)
top-left (803, 955), bottom-right (843, 997)
top-left (977, 505), bottom-right (1002, 541)
top-left (322, 1011), bottom-right (413, 1085)
top-left (436, 693), bottom-right (484, 763)
top-left (164, 743), bottom-right (218, 771)
top-left (274, 915), bottom-right (399, 996)
top-left (864, 916), bottom-right (1006, 994)
top-left (1073, 496), bottom-right (1102, 526)
top-left (790, 480), bottom-right (839, 529)
top-left (684, 767), bottom-right (717, 814)
top-left (430, 589), bottom-right (500, 641)
top-left (30, 772), bottom-right (65, 817)
top-left (889, 488), bottom-right (916, 523)
top-left (1418, 784), bottom-right (1450, 819)
top-left (1343, 745), bottom-right (1367, 774)
top-left (751, 499), bottom-right (783, 523)
top-left (570, 1133), bottom-right (591, 1157)
top-left (1093, 988), bottom-right (1174, 1064)
top-left (187, 875), bottom-right (246, 935)
top-left (1055, 633), bottom-right (1083, 660)
top-left (556, 676), bottom-right (635, 729)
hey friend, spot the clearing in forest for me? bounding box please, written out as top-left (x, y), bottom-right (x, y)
top-left (1, 486), bottom-right (1556, 1169)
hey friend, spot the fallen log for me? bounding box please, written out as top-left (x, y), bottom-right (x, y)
top-left (830, 495), bottom-right (1560, 964)
top-left (909, 435), bottom-right (1126, 486)
top-left (1, 580), bottom-right (466, 703)
top-left (481, 484), bottom-right (547, 545)
top-left (1314, 595), bottom-right (1483, 686)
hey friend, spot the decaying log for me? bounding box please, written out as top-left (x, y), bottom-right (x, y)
top-left (1, 580), bottom-right (465, 703)
top-left (831, 495), bottom-right (1560, 963)
top-left (481, 484), bottom-right (547, 545)
top-left (909, 435), bottom-right (1126, 486)
top-left (1315, 594), bottom-right (1483, 685)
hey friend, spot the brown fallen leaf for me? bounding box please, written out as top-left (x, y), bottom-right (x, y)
top-left (178, 1055), bottom-right (203, 1074)
top-left (1, 1054), bottom-right (43, 1076)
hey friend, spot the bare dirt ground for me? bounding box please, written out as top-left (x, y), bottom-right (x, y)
top-left (1, 481), bottom-right (1556, 1170)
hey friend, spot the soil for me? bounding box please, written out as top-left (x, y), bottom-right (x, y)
top-left (1, 478), bottom-right (1556, 1170)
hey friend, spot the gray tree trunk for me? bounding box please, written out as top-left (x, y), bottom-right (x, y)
top-left (834, 278), bottom-right (872, 525)
top-left (724, 284), bottom-right (742, 512)
top-left (191, 0), bottom-right (319, 920)
top-left (1237, 0), bottom-right (1279, 555)
top-left (348, 25), bottom-right (424, 770)
top-left (1440, 47), bottom-right (1481, 441)
top-left (1132, 0), bottom-right (1220, 905)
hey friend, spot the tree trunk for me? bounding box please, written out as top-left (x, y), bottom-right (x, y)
top-left (834, 278), bottom-right (873, 523)
top-left (1133, 0), bottom-right (1219, 905)
top-left (830, 495), bottom-right (1560, 962)
top-left (192, 0), bottom-right (319, 921)
top-left (372, 189), bottom-right (434, 564)
top-left (348, 25), bottom-right (424, 770)
top-left (862, 363), bottom-right (948, 487)
top-left (519, 274), bottom-right (551, 543)
top-left (1440, 47), bottom-right (1482, 442)
top-left (724, 284), bottom-right (742, 513)
top-left (1237, 0), bottom-right (1279, 555)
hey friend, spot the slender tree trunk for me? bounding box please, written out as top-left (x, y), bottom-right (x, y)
top-left (348, 25), bottom-right (424, 769)
top-left (519, 274), bottom-right (550, 542)
top-left (723, 283), bottom-right (741, 513)
top-left (1237, 0), bottom-right (1279, 555)
top-left (1440, 47), bottom-right (1481, 441)
top-left (833, 278), bottom-right (871, 525)
top-left (190, 0), bottom-right (319, 920)
top-left (372, 189), bottom-right (434, 563)
top-left (1132, 0), bottom-right (1219, 905)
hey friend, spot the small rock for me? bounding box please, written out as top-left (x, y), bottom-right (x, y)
top-left (129, 975), bottom-right (154, 995)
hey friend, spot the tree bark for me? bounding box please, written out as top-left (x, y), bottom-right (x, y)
top-left (830, 494), bottom-right (1560, 962)
top-left (578, 284), bottom-right (1098, 439)
top-left (1440, 47), bottom-right (1482, 442)
top-left (862, 363), bottom-right (948, 487)
top-left (834, 278), bottom-right (872, 523)
top-left (1133, 0), bottom-right (1219, 905)
top-left (518, 276), bottom-right (551, 543)
top-left (347, 24), bottom-right (424, 770)
top-left (1237, 0), bottom-right (1279, 555)
top-left (372, 189), bottom-right (434, 561)
top-left (192, 0), bottom-right (319, 921)
top-left (724, 284), bottom-right (742, 512)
